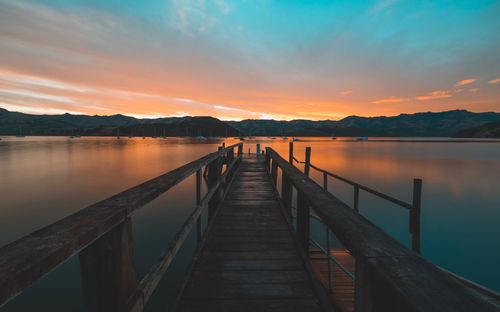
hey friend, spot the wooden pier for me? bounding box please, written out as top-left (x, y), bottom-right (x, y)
top-left (174, 155), bottom-right (331, 311)
top-left (0, 143), bottom-right (499, 312)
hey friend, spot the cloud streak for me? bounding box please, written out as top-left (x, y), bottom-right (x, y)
top-left (488, 78), bottom-right (500, 85)
top-left (416, 90), bottom-right (452, 101)
top-left (372, 96), bottom-right (409, 104)
top-left (455, 78), bottom-right (477, 87)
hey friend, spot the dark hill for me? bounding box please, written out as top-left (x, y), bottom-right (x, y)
top-left (0, 108), bottom-right (240, 137)
top-left (1, 107), bottom-right (499, 137)
top-left (454, 121), bottom-right (500, 138)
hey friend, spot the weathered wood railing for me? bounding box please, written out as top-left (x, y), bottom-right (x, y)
top-left (0, 143), bottom-right (243, 311)
top-left (265, 147), bottom-right (497, 312)
top-left (288, 142), bottom-right (422, 253)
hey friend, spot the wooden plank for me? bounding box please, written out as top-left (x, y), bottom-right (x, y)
top-left (194, 258), bottom-right (304, 271)
top-left (199, 250), bottom-right (300, 260)
top-left (183, 282), bottom-right (316, 299)
top-left (176, 299), bottom-right (322, 312)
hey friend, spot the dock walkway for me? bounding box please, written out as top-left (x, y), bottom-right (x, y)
top-left (174, 155), bottom-right (327, 312)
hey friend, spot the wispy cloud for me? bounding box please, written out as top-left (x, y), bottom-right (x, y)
top-left (469, 88), bottom-right (480, 94)
top-left (372, 96), bottom-right (409, 104)
top-left (488, 78), bottom-right (500, 85)
top-left (340, 90), bottom-right (353, 96)
top-left (455, 78), bottom-right (477, 87)
top-left (415, 90), bottom-right (452, 101)
top-left (370, 0), bottom-right (399, 14)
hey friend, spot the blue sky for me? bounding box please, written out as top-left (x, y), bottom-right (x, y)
top-left (0, 0), bottom-right (498, 119)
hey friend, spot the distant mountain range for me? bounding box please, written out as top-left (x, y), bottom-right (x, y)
top-left (454, 121), bottom-right (500, 138)
top-left (1, 107), bottom-right (500, 137)
top-left (228, 110), bottom-right (500, 137)
top-left (0, 108), bottom-right (239, 137)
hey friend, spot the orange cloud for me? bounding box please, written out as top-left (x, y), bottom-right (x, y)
top-left (372, 96), bottom-right (409, 104)
top-left (469, 88), bottom-right (480, 94)
top-left (415, 90), bottom-right (452, 101)
top-left (488, 78), bottom-right (500, 85)
top-left (455, 78), bottom-right (477, 87)
top-left (340, 90), bottom-right (353, 96)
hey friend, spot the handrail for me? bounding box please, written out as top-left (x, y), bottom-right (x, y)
top-left (292, 157), bottom-right (412, 209)
top-left (290, 147), bottom-right (421, 253)
top-left (266, 147), bottom-right (497, 311)
top-left (0, 143), bottom-right (243, 308)
top-left (309, 163), bottom-right (413, 209)
top-left (309, 238), bottom-right (354, 280)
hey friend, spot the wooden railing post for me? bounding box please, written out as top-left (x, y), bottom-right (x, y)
top-left (355, 258), bottom-right (373, 312)
top-left (256, 143), bottom-right (260, 159)
top-left (297, 191), bottom-right (310, 252)
top-left (281, 174), bottom-right (293, 217)
top-left (289, 142), bottom-right (294, 163)
top-left (354, 185), bottom-right (360, 212)
top-left (265, 148), bottom-right (271, 171)
top-left (304, 147), bottom-right (311, 176)
top-left (271, 160), bottom-right (278, 185)
top-left (323, 172), bottom-right (328, 191)
top-left (196, 169), bottom-right (202, 243)
top-left (227, 147), bottom-right (234, 164)
top-left (79, 217), bottom-right (138, 312)
top-left (207, 149), bottom-right (223, 224)
top-left (411, 178), bottom-right (422, 254)
top-left (237, 143), bottom-right (243, 156)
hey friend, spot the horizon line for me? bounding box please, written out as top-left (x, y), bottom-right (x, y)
top-left (2, 106), bottom-right (499, 122)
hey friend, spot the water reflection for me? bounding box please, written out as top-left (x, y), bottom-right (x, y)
top-left (0, 137), bottom-right (499, 311)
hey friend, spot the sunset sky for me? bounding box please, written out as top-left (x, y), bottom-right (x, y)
top-left (0, 0), bottom-right (499, 120)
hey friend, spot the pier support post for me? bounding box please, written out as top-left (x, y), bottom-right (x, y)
top-left (207, 148), bottom-right (223, 224)
top-left (271, 160), bottom-right (278, 185)
top-left (196, 169), bottom-right (202, 243)
top-left (227, 147), bottom-right (234, 164)
top-left (411, 179), bottom-right (422, 254)
top-left (354, 258), bottom-right (412, 312)
top-left (79, 217), bottom-right (138, 312)
top-left (265, 148), bottom-right (271, 171)
top-left (304, 147), bottom-right (311, 176)
top-left (256, 143), bottom-right (260, 159)
top-left (289, 142), bottom-right (294, 163)
top-left (281, 174), bottom-right (293, 218)
top-left (297, 191), bottom-right (310, 253)
top-left (354, 185), bottom-right (360, 212)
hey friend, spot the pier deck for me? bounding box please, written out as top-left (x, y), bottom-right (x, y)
top-left (174, 156), bottom-right (327, 312)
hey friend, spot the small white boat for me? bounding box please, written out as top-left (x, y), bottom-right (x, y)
top-left (357, 137), bottom-right (368, 141)
top-left (292, 137), bottom-right (300, 141)
top-left (195, 136), bottom-right (207, 140)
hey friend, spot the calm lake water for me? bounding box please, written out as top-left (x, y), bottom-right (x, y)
top-left (1, 136), bottom-right (499, 310)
